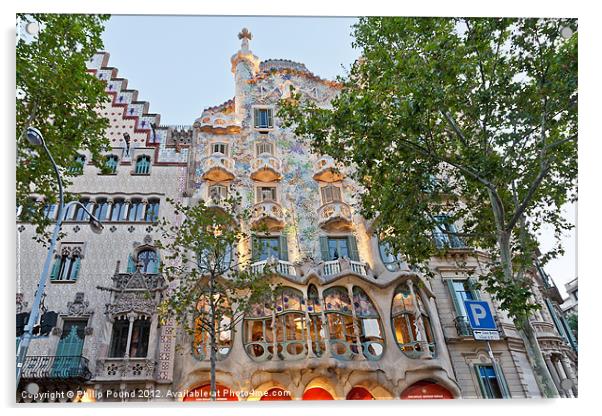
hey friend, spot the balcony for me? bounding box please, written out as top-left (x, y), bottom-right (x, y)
top-left (250, 258), bottom-right (297, 276)
top-left (318, 201), bottom-right (352, 231)
top-left (250, 155), bottom-right (282, 182)
top-left (201, 154), bottom-right (235, 182)
top-left (532, 321), bottom-right (563, 340)
top-left (322, 259), bottom-right (369, 277)
top-left (251, 200), bottom-right (285, 230)
top-left (453, 316), bottom-right (473, 337)
top-left (20, 355), bottom-right (91, 382)
top-left (95, 357), bottom-right (156, 381)
top-left (313, 156), bottom-right (344, 182)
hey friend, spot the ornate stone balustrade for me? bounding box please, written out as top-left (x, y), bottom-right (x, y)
top-left (318, 201), bottom-right (352, 231)
top-left (201, 154), bottom-right (235, 181)
top-left (313, 156), bottom-right (344, 182)
top-left (250, 258), bottom-right (297, 276)
top-left (250, 155), bottom-right (282, 182)
top-left (251, 200), bottom-right (285, 230)
top-left (95, 357), bottom-right (156, 381)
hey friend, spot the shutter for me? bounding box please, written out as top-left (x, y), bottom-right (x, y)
top-left (495, 364), bottom-right (511, 398)
top-left (71, 257), bottom-right (81, 280)
top-left (446, 279), bottom-right (463, 316)
top-left (347, 235), bottom-right (359, 261)
top-left (268, 108), bottom-right (273, 128)
top-left (254, 108), bottom-right (260, 128)
top-left (251, 236), bottom-right (257, 261)
top-left (127, 254), bottom-right (136, 272)
top-left (279, 235), bottom-right (289, 261)
top-left (474, 365), bottom-right (489, 398)
top-left (319, 236), bottom-right (330, 261)
top-left (49, 258), bottom-right (61, 281)
top-left (467, 277), bottom-right (481, 300)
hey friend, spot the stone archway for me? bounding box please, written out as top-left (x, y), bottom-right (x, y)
top-left (303, 387), bottom-right (334, 400)
top-left (346, 386), bottom-right (374, 400)
top-left (400, 380), bottom-right (454, 400)
top-left (261, 387), bottom-right (292, 401)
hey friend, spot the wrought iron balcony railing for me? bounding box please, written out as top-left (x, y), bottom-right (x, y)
top-left (20, 355), bottom-right (91, 381)
top-left (454, 316), bottom-right (473, 337)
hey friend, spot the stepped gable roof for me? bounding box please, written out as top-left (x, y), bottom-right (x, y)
top-left (250, 58), bottom-right (342, 88)
top-left (86, 52), bottom-right (189, 165)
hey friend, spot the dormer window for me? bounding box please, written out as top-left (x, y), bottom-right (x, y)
top-left (211, 143), bottom-right (228, 155)
top-left (253, 108), bottom-right (273, 130)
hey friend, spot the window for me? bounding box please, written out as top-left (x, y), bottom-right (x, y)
top-left (211, 142), bottom-right (228, 155)
top-left (476, 365), bottom-right (508, 398)
top-left (320, 185), bottom-right (342, 204)
top-left (433, 215), bottom-right (465, 248)
top-left (307, 284), bottom-right (325, 357)
top-left (111, 199), bottom-right (127, 221)
top-left (254, 236), bottom-right (286, 261)
top-left (256, 141), bottom-right (274, 156)
top-left (378, 241), bottom-right (404, 272)
top-left (94, 198), bottom-right (109, 220)
top-left (323, 287), bottom-right (358, 360)
top-left (50, 254), bottom-right (81, 282)
top-left (128, 199), bottom-right (144, 222)
top-left (274, 288), bottom-right (306, 359)
top-left (256, 186), bottom-right (277, 203)
top-left (447, 279), bottom-right (479, 336)
top-left (73, 199), bottom-right (92, 221)
top-left (44, 204), bottom-right (57, 220)
top-left (109, 318), bottom-right (151, 358)
top-left (68, 154), bottom-right (86, 175)
top-left (104, 155), bottom-right (118, 174)
top-left (209, 184), bottom-right (228, 202)
top-left (352, 286), bottom-right (385, 360)
top-left (391, 282), bottom-right (435, 358)
top-left (52, 320), bottom-right (87, 377)
top-left (320, 236), bottom-right (359, 261)
top-left (135, 249), bottom-right (159, 273)
top-left (134, 155), bottom-right (151, 174)
top-left (253, 108), bottom-right (274, 129)
top-left (244, 299), bottom-right (274, 361)
top-left (145, 199), bottom-right (160, 222)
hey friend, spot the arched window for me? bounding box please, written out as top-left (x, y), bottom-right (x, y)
top-left (307, 284), bottom-right (325, 357)
top-left (378, 240), bottom-right (405, 272)
top-left (135, 155), bottom-right (151, 174)
top-left (192, 298), bottom-right (232, 361)
top-left (352, 286), bottom-right (385, 360)
top-left (323, 287), bottom-right (357, 360)
top-left (391, 282), bottom-right (435, 358)
top-left (105, 155), bottom-right (118, 174)
top-left (128, 199), bottom-right (144, 222)
top-left (244, 300), bottom-right (274, 361)
top-left (68, 154), bottom-right (86, 175)
top-left (111, 198), bottom-right (126, 221)
top-left (94, 198), bottom-right (109, 220)
top-left (131, 249), bottom-right (159, 274)
top-left (73, 198), bottom-right (91, 221)
top-left (274, 287), bottom-right (307, 360)
top-left (145, 199), bottom-right (160, 222)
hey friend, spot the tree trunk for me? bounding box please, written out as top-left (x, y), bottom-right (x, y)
top-left (497, 230), bottom-right (560, 398)
top-left (209, 275), bottom-right (217, 402)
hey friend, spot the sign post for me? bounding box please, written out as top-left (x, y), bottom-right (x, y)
top-left (464, 300), bottom-right (507, 398)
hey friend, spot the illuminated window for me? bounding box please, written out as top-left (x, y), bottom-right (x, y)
top-left (323, 287), bottom-right (357, 360)
top-left (193, 298), bottom-right (232, 361)
top-left (352, 286), bottom-right (385, 360)
top-left (307, 284), bottom-right (325, 357)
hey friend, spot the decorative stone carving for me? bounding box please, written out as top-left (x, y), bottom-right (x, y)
top-left (127, 226), bottom-right (135, 233)
top-left (109, 226), bottom-right (117, 233)
top-left (85, 327), bottom-right (94, 336)
top-left (51, 327), bottom-right (62, 336)
top-left (106, 292), bottom-right (157, 317)
top-left (143, 234), bottom-right (153, 245)
top-left (67, 292), bottom-right (92, 316)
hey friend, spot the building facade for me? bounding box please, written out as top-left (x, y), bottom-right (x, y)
top-left (16, 29), bottom-right (577, 402)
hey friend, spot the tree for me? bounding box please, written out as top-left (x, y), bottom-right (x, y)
top-left (280, 17), bottom-right (577, 398)
top-left (156, 194), bottom-right (273, 401)
top-left (16, 14), bottom-right (111, 237)
top-left (567, 313), bottom-right (577, 340)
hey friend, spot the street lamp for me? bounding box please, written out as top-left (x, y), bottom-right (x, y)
top-left (16, 127), bottom-right (104, 385)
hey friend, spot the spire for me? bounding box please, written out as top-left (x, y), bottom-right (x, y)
top-left (230, 27), bottom-right (260, 75)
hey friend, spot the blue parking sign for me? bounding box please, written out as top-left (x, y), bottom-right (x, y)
top-left (464, 300), bottom-right (497, 330)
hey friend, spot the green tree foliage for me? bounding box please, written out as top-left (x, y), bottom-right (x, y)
top-left (156, 194), bottom-right (273, 401)
top-left (280, 17), bottom-right (577, 397)
top-left (567, 313), bottom-right (577, 340)
top-left (16, 14), bottom-right (111, 236)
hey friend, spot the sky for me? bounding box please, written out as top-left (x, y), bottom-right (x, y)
top-left (100, 15), bottom-right (576, 297)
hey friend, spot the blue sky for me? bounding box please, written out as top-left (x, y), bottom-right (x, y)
top-left (101, 15), bottom-right (359, 125)
top-left (100, 15), bottom-right (575, 296)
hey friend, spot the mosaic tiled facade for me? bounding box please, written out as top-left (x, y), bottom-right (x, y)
top-left (16, 29), bottom-right (577, 402)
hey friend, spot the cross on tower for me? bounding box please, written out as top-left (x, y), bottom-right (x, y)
top-left (238, 28), bottom-right (252, 52)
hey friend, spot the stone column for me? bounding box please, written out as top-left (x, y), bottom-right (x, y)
top-left (124, 313), bottom-right (136, 359)
top-left (553, 356), bottom-right (573, 398)
top-left (105, 199), bottom-right (114, 221)
top-left (544, 353), bottom-right (565, 398)
top-left (560, 356), bottom-right (578, 396)
top-left (428, 295), bottom-right (453, 370)
top-left (141, 199), bottom-right (149, 222)
top-left (317, 286), bottom-right (332, 359)
top-left (407, 280), bottom-right (430, 358)
top-left (123, 201), bottom-right (131, 222)
top-left (346, 284), bottom-right (365, 360)
top-left (146, 314), bottom-right (159, 362)
top-left (302, 289), bottom-right (316, 358)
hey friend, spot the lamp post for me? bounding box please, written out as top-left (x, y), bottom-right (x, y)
top-left (16, 127), bottom-right (104, 386)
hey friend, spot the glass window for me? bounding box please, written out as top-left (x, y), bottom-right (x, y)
top-left (44, 204), bottom-right (57, 220)
top-left (211, 142), bottom-right (228, 155)
top-left (352, 286), bottom-right (385, 360)
top-left (256, 142), bottom-right (274, 156)
top-left (111, 199), bottom-right (126, 221)
top-left (433, 215), bottom-right (464, 248)
top-left (135, 156), bottom-right (151, 174)
top-left (244, 299), bottom-right (274, 361)
top-left (128, 200), bottom-right (144, 222)
top-left (256, 237), bottom-right (280, 261)
top-left (50, 255), bottom-right (81, 282)
top-left (378, 241), bottom-right (404, 271)
top-left (327, 237), bottom-right (349, 260)
top-left (68, 154), bottom-right (86, 175)
top-left (391, 282), bottom-right (435, 358)
top-left (320, 185), bottom-right (342, 204)
top-left (109, 318), bottom-right (151, 358)
top-left (94, 199), bottom-right (109, 220)
top-left (145, 200), bottom-right (160, 222)
top-left (450, 280), bottom-right (476, 317)
top-left (105, 155), bottom-right (118, 173)
top-left (323, 287), bottom-right (357, 359)
top-left (254, 108), bottom-right (274, 129)
top-left (476, 365), bottom-right (505, 398)
top-left (307, 284), bottom-right (325, 357)
top-left (137, 249), bottom-right (158, 273)
top-left (193, 299), bottom-right (232, 361)
top-left (257, 186), bottom-right (277, 202)
top-left (209, 184), bottom-right (228, 201)
top-left (74, 199), bottom-right (91, 221)
top-left (274, 288), bottom-right (307, 359)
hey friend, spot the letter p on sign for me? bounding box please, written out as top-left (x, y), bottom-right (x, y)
top-left (464, 300), bottom-right (496, 330)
